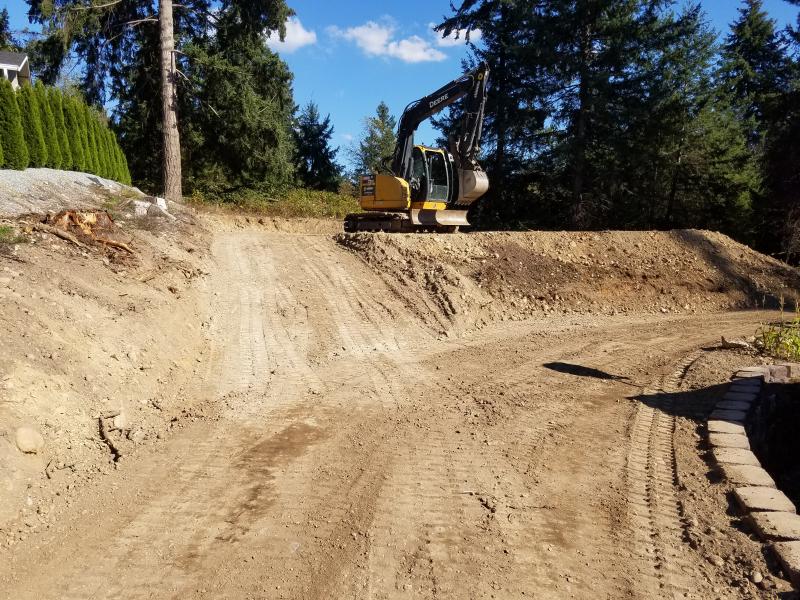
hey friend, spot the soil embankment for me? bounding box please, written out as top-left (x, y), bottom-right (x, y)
top-left (337, 229), bottom-right (800, 334)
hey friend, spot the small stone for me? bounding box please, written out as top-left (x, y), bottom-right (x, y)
top-left (15, 427), bottom-right (44, 454)
top-left (708, 554), bottom-right (725, 567)
top-left (129, 430), bottom-right (146, 444)
top-left (750, 570), bottom-right (763, 584)
top-left (113, 413), bottom-right (129, 430)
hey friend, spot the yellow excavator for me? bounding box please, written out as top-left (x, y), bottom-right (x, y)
top-left (344, 62), bottom-right (490, 233)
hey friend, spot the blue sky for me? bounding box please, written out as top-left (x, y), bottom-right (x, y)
top-left (3, 0), bottom-right (799, 167)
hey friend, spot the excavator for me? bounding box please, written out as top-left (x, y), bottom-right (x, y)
top-left (344, 62), bottom-right (490, 233)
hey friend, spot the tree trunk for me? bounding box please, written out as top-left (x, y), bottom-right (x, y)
top-left (159, 0), bottom-right (182, 201)
top-left (571, 22), bottom-right (592, 229)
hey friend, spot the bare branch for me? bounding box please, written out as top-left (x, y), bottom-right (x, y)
top-left (70, 0), bottom-right (124, 11)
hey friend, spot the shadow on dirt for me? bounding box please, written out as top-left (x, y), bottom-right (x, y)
top-left (543, 361), bottom-right (631, 381)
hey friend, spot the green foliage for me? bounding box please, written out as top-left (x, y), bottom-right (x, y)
top-left (0, 79), bottom-right (29, 170)
top-left (721, 0), bottom-right (792, 142)
top-left (757, 303), bottom-right (800, 360)
top-left (294, 101), bottom-right (342, 192)
top-left (0, 8), bottom-right (18, 51)
top-left (26, 0), bottom-right (296, 195)
top-left (0, 224), bottom-right (25, 244)
top-left (17, 84), bottom-right (47, 168)
top-left (62, 96), bottom-right (86, 171)
top-left (81, 103), bottom-right (98, 174)
top-left (350, 101), bottom-right (397, 176)
top-left (49, 87), bottom-right (72, 169)
top-left (190, 187), bottom-right (360, 219)
top-left (436, 0), bottom-right (761, 236)
top-left (35, 81), bottom-right (61, 169)
top-left (189, 27), bottom-right (296, 193)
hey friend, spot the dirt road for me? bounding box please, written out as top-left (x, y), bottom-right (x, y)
top-left (0, 228), bottom-right (788, 598)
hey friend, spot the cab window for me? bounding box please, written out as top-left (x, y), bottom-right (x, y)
top-left (427, 152), bottom-right (449, 201)
top-left (409, 147), bottom-right (427, 201)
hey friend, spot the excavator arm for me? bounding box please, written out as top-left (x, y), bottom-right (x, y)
top-left (390, 62), bottom-right (490, 180)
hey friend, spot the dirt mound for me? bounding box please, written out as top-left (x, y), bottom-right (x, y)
top-left (336, 229), bottom-right (800, 334)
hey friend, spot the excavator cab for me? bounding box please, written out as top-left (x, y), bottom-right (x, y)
top-left (408, 146), bottom-right (451, 210)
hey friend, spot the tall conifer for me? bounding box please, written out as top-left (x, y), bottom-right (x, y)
top-left (18, 84), bottom-right (47, 167)
top-left (0, 80), bottom-right (29, 169)
top-left (35, 81), bottom-right (61, 169)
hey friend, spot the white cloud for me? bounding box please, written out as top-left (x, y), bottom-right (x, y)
top-left (342, 133), bottom-right (354, 142)
top-left (266, 17), bottom-right (317, 53)
top-left (329, 21), bottom-right (446, 63)
top-left (431, 23), bottom-right (482, 47)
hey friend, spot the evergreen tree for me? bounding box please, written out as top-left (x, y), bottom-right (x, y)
top-left (0, 79), bottom-right (29, 169)
top-left (350, 101), bottom-right (397, 176)
top-left (294, 101), bottom-right (341, 191)
top-left (17, 84), bottom-right (47, 167)
top-left (192, 23), bottom-right (296, 192)
top-left (437, 1), bottom-right (760, 234)
top-left (0, 8), bottom-right (18, 51)
top-left (63, 96), bottom-right (86, 171)
top-left (81, 104), bottom-right (98, 174)
top-left (35, 82), bottom-right (61, 169)
top-left (757, 0), bottom-right (800, 258)
top-left (721, 0), bottom-right (792, 143)
top-left (49, 87), bottom-right (72, 169)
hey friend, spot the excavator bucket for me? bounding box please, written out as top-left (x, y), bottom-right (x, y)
top-left (410, 209), bottom-right (470, 229)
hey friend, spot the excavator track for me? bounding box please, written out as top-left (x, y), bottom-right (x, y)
top-left (343, 210), bottom-right (468, 233)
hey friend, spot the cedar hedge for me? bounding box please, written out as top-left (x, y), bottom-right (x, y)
top-left (0, 81), bottom-right (131, 183)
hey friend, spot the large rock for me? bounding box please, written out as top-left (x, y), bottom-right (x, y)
top-left (15, 427), bottom-right (44, 454)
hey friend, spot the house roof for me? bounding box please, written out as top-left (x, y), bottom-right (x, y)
top-left (0, 51), bottom-right (28, 68)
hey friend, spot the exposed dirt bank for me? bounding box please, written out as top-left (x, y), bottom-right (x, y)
top-left (337, 229), bottom-right (800, 334)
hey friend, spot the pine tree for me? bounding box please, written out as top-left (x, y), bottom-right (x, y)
top-left (0, 8), bottom-right (17, 51)
top-left (294, 101), bottom-right (341, 191)
top-left (35, 82), bottom-right (61, 169)
top-left (63, 96), bottom-right (86, 171)
top-left (350, 101), bottom-right (397, 176)
top-left (722, 0), bottom-right (792, 143)
top-left (0, 79), bottom-right (29, 169)
top-left (17, 84), bottom-right (47, 167)
top-left (50, 88), bottom-right (72, 169)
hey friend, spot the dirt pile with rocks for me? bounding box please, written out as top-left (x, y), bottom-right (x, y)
top-left (337, 229), bottom-right (800, 334)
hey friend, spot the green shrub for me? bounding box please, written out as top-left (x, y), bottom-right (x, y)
top-left (63, 96), bottom-right (86, 171)
top-left (36, 81), bottom-right (61, 169)
top-left (18, 84), bottom-right (47, 167)
top-left (189, 187), bottom-right (361, 219)
top-left (0, 79), bottom-right (29, 169)
top-left (757, 303), bottom-right (800, 361)
top-left (49, 87), bottom-right (72, 169)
